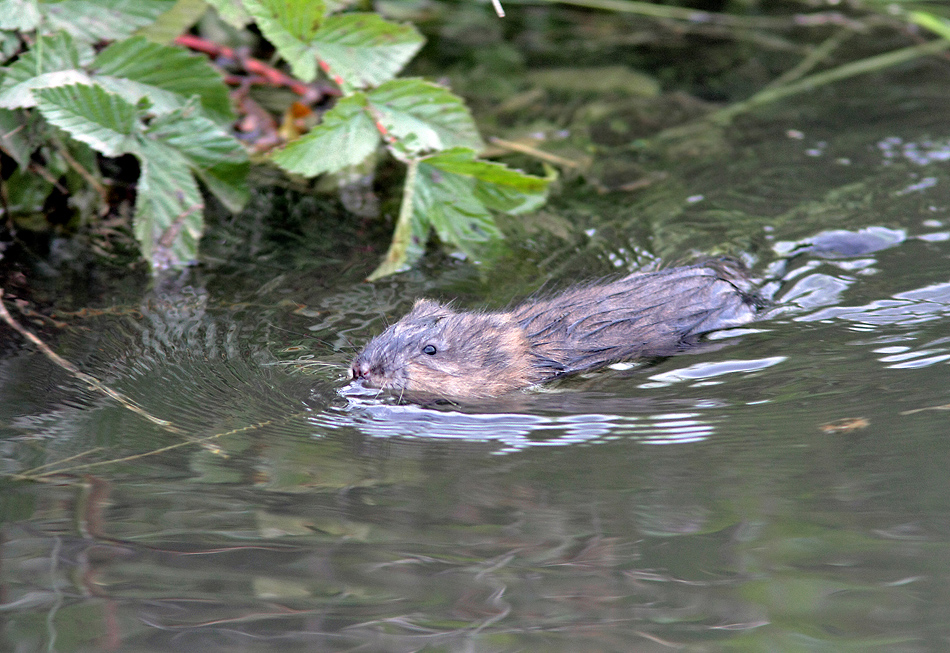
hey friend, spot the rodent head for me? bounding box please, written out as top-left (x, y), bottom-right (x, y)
top-left (350, 299), bottom-right (533, 400)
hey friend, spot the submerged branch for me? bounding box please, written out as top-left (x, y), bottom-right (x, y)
top-left (0, 288), bottom-right (182, 433)
top-left (711, 38), bottom-right (950, 124)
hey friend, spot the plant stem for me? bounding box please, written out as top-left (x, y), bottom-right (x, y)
top-left (711, 38), bottom-right (950, 124)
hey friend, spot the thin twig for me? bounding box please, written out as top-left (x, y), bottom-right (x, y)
top-left (489, 136), bottom-right (582, 169)
top-left (13, 419), bottom-right (298, 481)
top-left (52, 139), bottom-right (109, 204)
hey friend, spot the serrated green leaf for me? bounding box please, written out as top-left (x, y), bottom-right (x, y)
top-left (368, 79), bottom-right (484, 158)
top-left (369, 148), bottom-right (551, 278)
top-left (0, 108), bottom-right (32, 166)
top-left (367, 158), bottom-right (427, 280)
top-left (314, 14), bottom-right (423, 90)
top-left (0, 0), bottom-right (42, 31)
top-left (146, 102), bottom-right (249, 211)
top-left (417, 152), bottom-right (506, 250)
top-left (422, 147), bottom-right (551, 213)
top-left (243, 0), bottom-right (326, 82)
top-left (203, 0), bottom-right (251, 28)
top-left (93, 37), bottom-right (234, 124)
top-left (132, 138), bottom-right (204, 270)
top-left (0, 70), bottom-right (97, 109)
top-left (43, 0), bottom-right (176, 42)
top-left (136, 0), bottom-right (210, 45)
top-left (0, 32), bottom-right (96, 108)
top-left (35, 83), bottom-right (140, 156)
top-left (271, 93), bottom-right (380, 176)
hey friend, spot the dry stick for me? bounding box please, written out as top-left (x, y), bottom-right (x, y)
top-left (0, 289), bottom-right (183, 433)
top-left (18, 447), bottom-right (107, 475)
top-left (489, 136), bottom-right (582, 169)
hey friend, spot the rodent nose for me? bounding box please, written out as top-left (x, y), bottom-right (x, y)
top-left (351, 360), bottom-right (371, 380)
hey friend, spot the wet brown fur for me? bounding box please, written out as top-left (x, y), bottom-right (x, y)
top-left (350, 262), bottom-right (759, 400)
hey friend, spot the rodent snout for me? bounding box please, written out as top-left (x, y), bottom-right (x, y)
top-left (350, 361), bottom-right (369, 380)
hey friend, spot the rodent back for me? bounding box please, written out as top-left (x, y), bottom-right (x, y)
top-left (513, 265), bottom-right (757, 374)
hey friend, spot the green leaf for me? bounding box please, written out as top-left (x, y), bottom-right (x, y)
top-left (43, 0), bottom-right (176, 42)
top-left (0, 108), bottom-right (35, 166)
top-left (136, 0), bottom-right (211, 45)
top-left (203, 0), bottom-right (251, 28)
top-left (0, 32), bottom-right (95, 108)
top-left (314, 14), bottom-right (424, 90)
top-left (34, 83), bottom-right (140, 156)
top-left (416, 151), bottom-right (507, 253)
top-left (5, 166), bottom-right (55, 217)
top-left (133, 138), bottom-right (204, 270)
top-left (271, 93), bottom-right (380, 176)
top-left (368, 148), bottom-right (552, 279)
top-left (0, 0), bottom-right (42, 31)
top-left (426, 147), bottom-right (551, 213)
top-left (368, 79), bottom-right (484, 158)
top-left (93, 37), bottom-right (234, 125)
top-left (243, 0), bottom-right (326, 82)
top-left (146, 101), bottom-right (249, 212)
top-left (367, 158), bottom-right (428, 280)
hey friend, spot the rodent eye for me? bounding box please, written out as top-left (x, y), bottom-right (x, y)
top-left (422, 344), bottom-right (437, 356)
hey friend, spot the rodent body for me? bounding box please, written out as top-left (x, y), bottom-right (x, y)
top-left (350, 262), bottom-right (759, 400)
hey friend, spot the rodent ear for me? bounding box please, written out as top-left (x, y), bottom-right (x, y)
top-left (409, 298), bottom-right (453, 319)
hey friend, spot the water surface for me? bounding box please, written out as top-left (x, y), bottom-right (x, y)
top-left (3, 64), bottom-right (950, 653)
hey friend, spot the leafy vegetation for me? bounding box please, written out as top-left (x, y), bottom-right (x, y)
top-left (0, 0), bottom-right (949, 278)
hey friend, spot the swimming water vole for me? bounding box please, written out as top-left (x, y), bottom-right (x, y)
top-left (350, 262), bottom-right (759, 400)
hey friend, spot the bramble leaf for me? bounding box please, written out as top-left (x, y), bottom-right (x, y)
top-left (243, 0), bottom-right (326, 82)
top-left (271, 93), bottom-right (380, 176)
top-left (133, 138), bottom-right (204, 270)
top-left (93, 37), bottom-right (235, 124)
top-left (202, 0), bottom-right (252, 28)
top-left (146, 102), bottom-right (249, 212)
top-left (137, 0), bottom-right (210, 44)
top-left (368, 79), bottom-right (484, 158)
top-left (313, 14), bottom-right (423, 90)
top-left (34, 83), bottom-right (140, 156)
top-left (0, 0), bottom-right (42, 31)
top-left (0, 32), bottom-right (94, 108)
top-left (43, 0), bottom-right (176, 42)
top-left (368, 148), bottom-right (551, 279)
top-left (34, 83), bottom-right (248, 269)
top-left (0, 108), bottom-right (32, 166)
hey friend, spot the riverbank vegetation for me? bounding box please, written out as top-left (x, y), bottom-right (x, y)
top-left (0, 0), bottom-right (948, 280)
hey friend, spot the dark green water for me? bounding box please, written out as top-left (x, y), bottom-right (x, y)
top-left (4, 73), bottom-right (950, 653)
